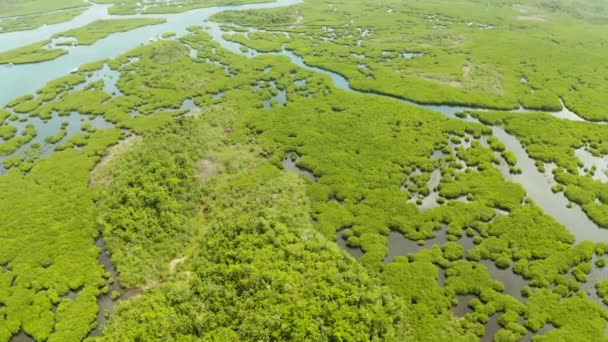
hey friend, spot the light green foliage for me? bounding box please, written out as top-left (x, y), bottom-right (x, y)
top-left (0, 0), bottom-right (88, 18)
top-left (382, 258), bottom-right (473, 341)
top-left (53, 18), bottom-right (166, 45)
top-left (213, 0), bottom-right (608, 120)
top-left (0, 125), bottom-right (16, 140)
top-left (223, 31), bottom-right (290, 52)
top-left (487, 136), bottom-right (505, 152)
top-left (0, 109), bottom-right (9, 124)
top-left (92, 0), bottom-right (273, 15)
top-left (597, 280), bottom-right (608, 304)
top-left (94, 121), bottom-right (417, 341)
top-left (1, 5), bottom-right (608, 340)
top-left (502, 150), bottom-right (517, 166)
top-left (0, 150), bottom-right (107, 341)
top-left (96, 119), bottom-right (212, 286)
top-left (44, 130), bottom-right (67, 144)
top-left (0, 8), bottom-right (86, 33)
top-left (0, 124), bottom-right (36, 156)
top-left (0, 40), bottom-right (67, 65)
top-left (473, 110), bottom-right (608, 227)
top-left (525, 288), bottom-right (608, 340)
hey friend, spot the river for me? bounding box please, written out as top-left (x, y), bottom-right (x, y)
top-left (2, 0), bottom-right (608, 339)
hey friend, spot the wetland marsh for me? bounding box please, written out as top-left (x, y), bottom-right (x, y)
top-left (2, 0), bottom-right (608, 341)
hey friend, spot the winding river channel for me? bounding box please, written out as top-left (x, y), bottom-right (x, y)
top-left (2, 0), bottom-right (608, 339)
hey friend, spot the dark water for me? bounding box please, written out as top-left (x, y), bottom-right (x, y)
top-left (90, 238), bottom-right (142, 336)
top-left (10, 332), bottom-right (34, 342)
top-left (482, 313), bottom-right (502, 342)
top-left (480, 259), bottom-right (527, 302)
top-left (384, 230), bottom-right (447, 263)
top-left (335, 229), bottom-right (364, 260)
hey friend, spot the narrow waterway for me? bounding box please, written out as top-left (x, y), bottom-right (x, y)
top-left (90, 238), bottom-right (142, 336)
top-left (3, 1), bottom-right (608, 339)
top-left (250, 45), bottom-right (608, 242)
top-left (0, 0), bottom-right (304, 107)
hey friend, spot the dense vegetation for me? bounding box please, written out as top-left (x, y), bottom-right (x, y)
top-left (471, 111), bottom-right (608, 228)
top-left (0, 8), bottom-right (86, 33)
top-left (53, 18), bottom-right (166, 45)
top-left (213, 0), bottom-right (608, 120)
top-left (0, 19), bottom-right (165, 65)
top-left (95, 120), bottom-right (207, 287)
top-left (0, 40), bottom-right (67, 65)
top-left (0, 0), bottom-right (88, 18)
top-left (91, 0), bottom-right (273, 15)
top-left (2, 0), bottom-right (608, 341)
top-left (92, 115), bottom-right (426, 341)
top-left (0, 134), bottom-right (123, 341)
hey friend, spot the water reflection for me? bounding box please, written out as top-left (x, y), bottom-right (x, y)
top-left (490, 126), bottom-right (608, 242)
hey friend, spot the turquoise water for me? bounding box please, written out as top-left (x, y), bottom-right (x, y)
top-left (0, 0), bottom-right (303, 107)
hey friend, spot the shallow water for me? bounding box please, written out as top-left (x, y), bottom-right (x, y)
top-left (580, 255), bottom-right (608, 308)
top-left (406, 168), bottom-right (442, 211)
top-left (335, 229), bottom-right (364, 260)
top-left (482, 313), bottom-right (501, 342)
top-left (10, 332), bottom-right (34, 342)
top-left (0, 0), bottom-right (303, 107)
top-left (282, 154), bottom-right (316, 181)
top-left (575, 147), bottom-right (608, 182)
top-left (3, 0), bottom-right (608, 338)
top-left (384, 230), bottom-right (447, 263)
top-left (73, 62), bottom-right (123, 96)
top-left (452, 294), bottom-right (475, 317)
top-left (480, 259), bottom-right (527, 301)
top-left (490, 126), bottom-right (608, 242)
top-left (91, 238), bottom-right (142, 336)
top-left (0, 111), bottom-right (113, 174)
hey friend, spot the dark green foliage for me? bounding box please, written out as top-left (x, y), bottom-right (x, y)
top-left (0, 150), bottom-right (108, 341)
top-left (2, 7), bottom-right (608, 340)
top-left (96, 119), bottom-right (213, 286)
top-left (95, 139), bottom-right (416, 341)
